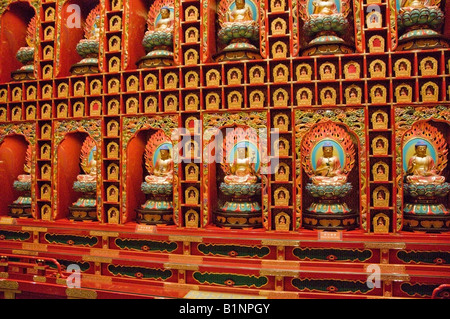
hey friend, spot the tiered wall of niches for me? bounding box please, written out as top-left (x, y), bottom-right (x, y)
top-left (0, 0), bottom-right (449, 234)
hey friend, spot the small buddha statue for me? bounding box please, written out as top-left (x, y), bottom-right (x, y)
top-left (311, 142), bottom-right (347, 186)
top-left (76, 138), bottom-right (97, 183)
top-left (139, 4), bottom-right (175, 67)
top-left (216, 0), bottom-right (260, 60)
top-left (72, 5), bottom-right (101, 74)
top-left (405, 141), bottom-right (446, 185)
top-left (311, 0), bottom-right (338, 16)
top-left (224, 145), bottom-right (258, 185)
top-left (225, 0), bottom-right (254, 24)
top-left (154, 6), bottom-right (174, 31)
top-left (77, 157), bottom-right (97, 182)
top-left (145, 145), bottom-right (174, 184)
top-left (396, 0), bottom-right (446, 51)
top-left (301, 0), bottom-right (352, 56)
top-left (17, 158), bottom-right (31, 183)
top-left (400, 0), bottom-right (432, 10)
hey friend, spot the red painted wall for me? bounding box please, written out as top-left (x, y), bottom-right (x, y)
top-left (0, 135), bottom-right (28, 216)
top-left (125, 130), bottom-right (146, 223)
top-left (0, 3), bottom-right (35, 83)
top-left (56, 132), bottom-right (86, 220)
top-left (57, 0), bottom-right (99, 77)
top-left (124, 0), bottom-right (149, 70)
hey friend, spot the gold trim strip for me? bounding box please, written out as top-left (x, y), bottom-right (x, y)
top-left (22, 243), bottom-right (48, 251)
top-left (164, 262), bottom-right (199, 271)
top-left (0, 280), bottom-right (19, 290)
top-left (89, 248), bottom-right (119, 258)
top-left (168, 255), bottom-right (203, 264)
top-left (33, 275), bottom-right (46, 283)
top-left (12, 250), bottom-right (39, 256)
top-left (261, 260), bottom-right (300, 268)
top-left (364, 242), bottom-right (406, 250)
top-left (22, 226), bottom-right (47, 232)
top-left (259, 290), bottom-right (299, 299)
top-left (82, 274), bottom-right (113, 285)
top-left (381, 274), bottom-right (410, 282)
top-left (82, 255), bottom-right (112, 263)
top-left (56, 278), bottom-right (67, 285)
top-left (66, 288), bottom-right (97, 299)
top-left (89, 231), bottom-right (119, 237)
top-left (261, 239), bottom-right (300, 246)
top-left (163, 282), bottom-right (199, 291)
top-left (168, 235), bottom-right (202, 243)
top-left (0, 217), bottom-right (16, 225)
top-left (260, 269), bottom-right (300, 277)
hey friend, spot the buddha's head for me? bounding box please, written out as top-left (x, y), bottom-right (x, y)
top-left (160, 6), bottom-right (171, 18)
top-left (236, 144), bottom-right (249, 159)
top-left (160, 145), bottom-right (171, 159)
top-left (415, 141), bottom-right (428, 157)
top-left (235, 0), bottom-right (246, 9)
top-left (322, 142), bottom-right (334, 158)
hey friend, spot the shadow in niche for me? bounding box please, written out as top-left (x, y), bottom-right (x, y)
top-left (56, 131), bottom-right (91, 220)
top-left (125, 128), bottom-right (148, 223)
top-left (300, 122), bottom-right (361, 231)
top-left (0, 2), bottom-right (35, 82)
top-left (0, 135), bottom-right (29, 217)
top-left (126, 0), bottom-right (151, 70)
top-left (401, 120), bottom-right (450, 233)
top-left (57, 0), bottom-right (99, 77)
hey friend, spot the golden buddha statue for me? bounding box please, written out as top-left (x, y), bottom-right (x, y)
top-left (401, 0), bottom-right (430, 9)
top-left (17, 147), bottom-right (32, 183)
top-left (216, 0), bottom-right (260, 61)
top-left (76, 138), bottom-right (97, 183)
top-left (139, 4), bottom-right (175, 67)
top-left (224, 145), bottom-right (258, 185)
top-left (311, 0), bottom-right (338, 16)
top-left (311, 143), bottom-right (347, 186)
top-left (405, 141), bottom-right (446, 185)
top-left (145, 145), bottom-right (174, 184)
top-left (155, 6), bottom-right (174, 31)
top-left (77, 158), bottom-right (97, 182)
top-left (226, 0), bottom-right (253, 23)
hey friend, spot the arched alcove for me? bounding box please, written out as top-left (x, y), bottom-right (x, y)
top-left (125, 0), bottom-right (151, 70)
top-left (207, 125), bottom-right (264, 228)
top-left (56, 131), bottom-right (90, 220)
top-left (400, 120), bottom-right (450, 232)
top-left (57, 0), bottom-right (99, 77)
top-left (125, 128), bottom-right (151, 223)
top-left (0, 2), bottom-right (36, 83)
top-left (300, 121), bottom-right (361, 231)
top-left (0, 135), bottom-right (29, 216)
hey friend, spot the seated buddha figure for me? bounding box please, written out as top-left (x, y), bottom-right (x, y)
top-left (17, 147), bottom-right (32, 183)
top-left (145, 145), bottom-right (174, 184)
top-left (77, 157), bottom-right (97, 182)
top-left (75, 137), bottom-right (98, 183)
top-left (224, 145), bottom-right (258, 185)
top-left (311, 0), bottom-right (338, 16)
top-left (225, 0), bottom-right (254, 24)
top-left (217, 0), bottom-right (259, 49)
top-left (301, 0), bottom-right (350, 51)
top-left (311, 142), bottom-right (347, 186)
top-left (401, 0), bottom-right (434, 10)
top-left (140, 4), bottom-right (175, 67)
top-left (396, 0), bottom-right (444, 44)
top-left (154, 6), bottom-right (174, 31)
top-left (405, 141), bottom-right (445, 185)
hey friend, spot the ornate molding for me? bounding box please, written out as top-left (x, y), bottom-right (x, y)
top-left (294, 108), bottom-right (367, 230)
